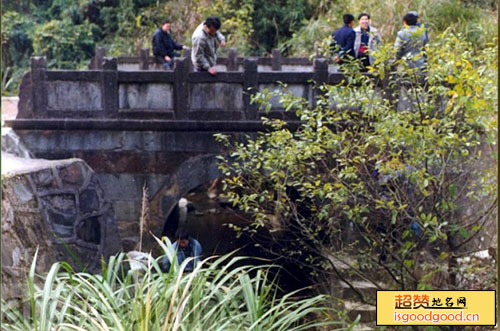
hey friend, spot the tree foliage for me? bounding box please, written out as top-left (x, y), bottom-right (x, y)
top-left (33, 19), bottom-right (97, 69)
top-left (1, 0), bottom-right (497, 95)
top-left (216, 32), bottom-right (497, 301)
top-left (250, 0), bottom-right (312, 55)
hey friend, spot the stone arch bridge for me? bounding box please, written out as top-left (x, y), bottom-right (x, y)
top-left (5, 51), bottom-right (391, 251)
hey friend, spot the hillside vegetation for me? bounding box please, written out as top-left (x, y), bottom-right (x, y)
top-left (1, 0), bottom-right (497, 95)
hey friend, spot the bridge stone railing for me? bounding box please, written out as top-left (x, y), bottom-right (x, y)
top-left (17, 51), bottom-right (351, 122)
top-left (88, 47), bottom-right (319, 72)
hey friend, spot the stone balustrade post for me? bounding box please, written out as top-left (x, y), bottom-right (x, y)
top-left (271, 48), bottom-right (282, 71)
top-left (174, 57), bottom-right (190, 119)
top-left (31, 57), bottom-right (48, 118)
top-left (227, 48), bottom-right (238, 71)
top-left (183, 48), bottom-right (193, 72)
top-left (101, 57), bottom-right (118, 117)
top-left (243, 59), bottom-right (258, 119)
top-left (88, 47), bottom-right (106, 70)
top-left (140, 48), bottom-right (149, 70)
top-left (312, 58), bottom-right (329, 107)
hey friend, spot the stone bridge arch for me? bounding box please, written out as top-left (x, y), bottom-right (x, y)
top-left (7, 55), bottom-right (367, 254)
top-left (147, 154), bottom-right (222, 249)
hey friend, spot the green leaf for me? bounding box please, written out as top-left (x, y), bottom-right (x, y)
top-left (439, 252), bottom-right (449, 260)
top-left (458, 228), bottom-right (468, 239)
top-left (404, 259), bottom-right (415, 268)
top-left (391, 210), bottom-right (398, 224)
top-left (449, 184), bottom-right (456, 198)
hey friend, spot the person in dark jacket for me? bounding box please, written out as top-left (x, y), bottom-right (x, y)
top-left (331, 14), bottom-right (356, 64)
top-left (152, 19), bottom-right (187, 70)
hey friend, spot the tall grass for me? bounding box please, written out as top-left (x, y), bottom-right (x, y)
top-left (137, 185), bottom-right (150, 252)
top-left (2, 238), bottom-right (354, 330)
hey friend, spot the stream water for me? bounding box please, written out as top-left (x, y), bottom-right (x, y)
top-left (161, 180), bottom-right (313, 293)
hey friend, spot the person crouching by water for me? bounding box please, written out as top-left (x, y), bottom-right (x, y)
top-left (152, 18), bottom-right (188, 70)
top-left (162, 229), bottom-right (202, 272)
top-left (354, 13), bottom-right (381, 71)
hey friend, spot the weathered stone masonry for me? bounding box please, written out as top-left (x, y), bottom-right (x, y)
top-left (6, 53), bottom-right (390, 252)
top-left (2, 152), bottom-right (121, 301)
top-left (7, 54), bottom-right (340, 251)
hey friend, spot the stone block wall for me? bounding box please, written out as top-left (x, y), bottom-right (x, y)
top-left (1, 153), bottom-right (122, 302)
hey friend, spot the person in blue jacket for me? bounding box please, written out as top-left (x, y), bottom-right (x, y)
top-left (331, 14), bottom-right (356, 64)
top-left (408, 11), bottom-right (429, 42)
top-left (394, 13), bottom-right (429, 71)
top-left (152, 19), bottom-right (187, 70)
top-left (162, 229), bottom-right (202, 272)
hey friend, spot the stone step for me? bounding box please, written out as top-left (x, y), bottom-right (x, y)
top-left (344, 300), bottom-right (377, 324)
top-left (338, 280), bottom-right (384, 300)
top-left (329, 255), bottom-right (356, 271)
top-left (328, 255), bottom-right (389, 283)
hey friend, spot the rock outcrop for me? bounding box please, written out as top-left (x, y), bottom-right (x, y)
top-left (1, 128), bottom-right (33, 158)
top-left (1, 153), bottom-right (122, 302)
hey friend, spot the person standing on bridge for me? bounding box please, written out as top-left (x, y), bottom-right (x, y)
top-left (331, 14), bottom-right (356, 65)
top-left (394, 12), bottom-right (429, 72)
top-left (152, 18), bottom-right (188, 70)
top-left (191, 16), bottom-right (225, 76)
top-left (354, 13), bottom-right (381, 71)
top-left (408, 11), bottom-right (429, 42)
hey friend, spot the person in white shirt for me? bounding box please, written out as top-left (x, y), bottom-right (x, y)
top-left (353, 13), bottom-right (381, 71)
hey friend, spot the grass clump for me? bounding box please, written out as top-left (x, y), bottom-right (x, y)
top-left (1, 238), bottom-right (353, 330)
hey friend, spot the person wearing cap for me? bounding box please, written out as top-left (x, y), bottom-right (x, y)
top-left (162, 228), bottom-right (202, 272)
top-left (331, 14), bottom-right (356, 65)
top-left (353, 13), bottom-right (381, 71)
top-left (394, 12), bottom-right (429, 71)
top-left (408, 11), bottom-right (429, 41)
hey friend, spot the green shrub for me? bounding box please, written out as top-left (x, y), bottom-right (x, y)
top-left (1, 11), bottom-right (35, 95)
top-left (32, 19), bottom-right (97, 69)
top-left (216, 32), bottom-right (497, 299)
top-left (426, 0), bottom-right (496, 48)
top-left (280, 16), bottom-right (332, 57)
top-left (1, 11), bottom-right (34, 65)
